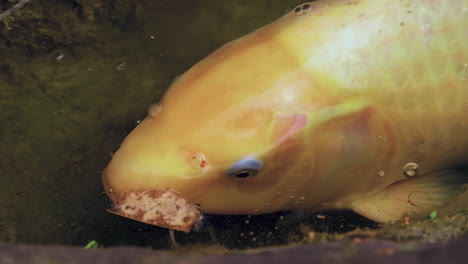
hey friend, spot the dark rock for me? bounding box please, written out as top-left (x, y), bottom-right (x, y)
top-left (1, 235), bottom-right (467, 264)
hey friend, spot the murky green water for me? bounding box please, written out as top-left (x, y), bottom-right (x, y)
top-left (0, 0), bottom-right (466, 252)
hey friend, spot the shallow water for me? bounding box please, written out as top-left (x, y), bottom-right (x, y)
top-left (0, 0), bottom-right (466, 252)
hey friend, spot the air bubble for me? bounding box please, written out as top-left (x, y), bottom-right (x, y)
top-left (403, 162), bottom-right (420, 177)
top-left (148, 103), bottom-right (162, 117)
top-left (294, 3), bottom-right (312, 16)
top-left (294, 7), bottom-right (303, 15)
top-left (378, 170), bottom-right (385, 177)
top-left (303, 4), bottom-right (312, 13)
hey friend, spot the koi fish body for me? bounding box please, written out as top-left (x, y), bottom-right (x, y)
top-left (103, 0), bottom-right (468, 230)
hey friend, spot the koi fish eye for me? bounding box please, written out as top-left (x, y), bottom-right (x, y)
top-left (227, 157), bottom-right (263, 178)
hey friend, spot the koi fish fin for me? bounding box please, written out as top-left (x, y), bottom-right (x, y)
top-left (351, 169), bottom-right (468, 223)
top-left (307, 98), bottom-right (371, 128)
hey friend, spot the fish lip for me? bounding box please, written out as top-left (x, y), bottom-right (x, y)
top-left (106, 189), bottom-right (203, 233)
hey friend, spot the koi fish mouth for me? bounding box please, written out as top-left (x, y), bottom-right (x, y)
top-left (106, 189), bottom-right (203, 233)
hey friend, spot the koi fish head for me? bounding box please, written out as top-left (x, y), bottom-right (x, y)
top-left (102, 83), bottom-right (312, 215)
top-left (101, 28), bottom-right (327, 215)
top-left (103, 112), bottom-right (309, 216)
top-left (102, 13), bottom-right (382, 220)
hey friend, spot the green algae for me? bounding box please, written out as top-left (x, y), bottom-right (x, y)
top-left (84, 240), bottom-right (99, 249)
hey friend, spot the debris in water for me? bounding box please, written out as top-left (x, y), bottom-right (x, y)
top-left (404, 216), bottom-right (411, 225)
top-left (84, 240), bottom-right (99, 249)
top-left (347, 231), bottom-right (378, 243)
top-left (316, 214), bottom-right (326, 219)
top-left (107, 190), bottom-right (202, 233)
top-left (0, 0), bottom-right (32, 21)
top-left (115, 62), bottom-right (125, 71)
top-left (169, 229), bottom-right (181, 248)
top-left (55, 53), bottom-right (64, 62)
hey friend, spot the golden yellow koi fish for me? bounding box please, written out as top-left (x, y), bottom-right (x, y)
top-left (103, 0), bottom-right (468, 231)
